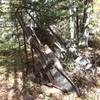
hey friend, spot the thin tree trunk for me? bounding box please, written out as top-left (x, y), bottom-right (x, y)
top-left (76, 8), bottom-right (79, 44)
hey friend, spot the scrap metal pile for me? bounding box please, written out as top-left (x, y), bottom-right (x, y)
top-left (15, 4), bottom-right (96, 97)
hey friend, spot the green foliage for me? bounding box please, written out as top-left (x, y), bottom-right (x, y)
top-left (27, 0), bottom-right (69, 27)
top-left (0, 0), bottom-right (21, 50)
top-left (0, 0), bottom-right (94, 51)
top-left (27, 0), bottom-right (93, 39)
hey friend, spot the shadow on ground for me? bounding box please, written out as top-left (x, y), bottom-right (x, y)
top-left (0, 50), bottom-right (100, 100)
top-left (0, 50), bottom-right (43, 100)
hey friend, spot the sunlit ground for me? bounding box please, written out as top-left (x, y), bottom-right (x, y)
top-left (0, 50), bottom-right (99, 100)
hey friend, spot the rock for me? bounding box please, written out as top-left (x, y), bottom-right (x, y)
top-left (41, 85), bottom-right (61, 96)
top-left (38, 94), bottom-right (45, 99)
top-left (96, 79), bottom-right (100, 87)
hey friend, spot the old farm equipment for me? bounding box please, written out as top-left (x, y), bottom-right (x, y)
top-left (15, 4), bottom-right (96, 96)
top-left (15, 5), bottom-right (81, 96)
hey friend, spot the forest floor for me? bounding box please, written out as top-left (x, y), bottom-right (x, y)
top-left (0, 48), bottom-right (100, 100)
